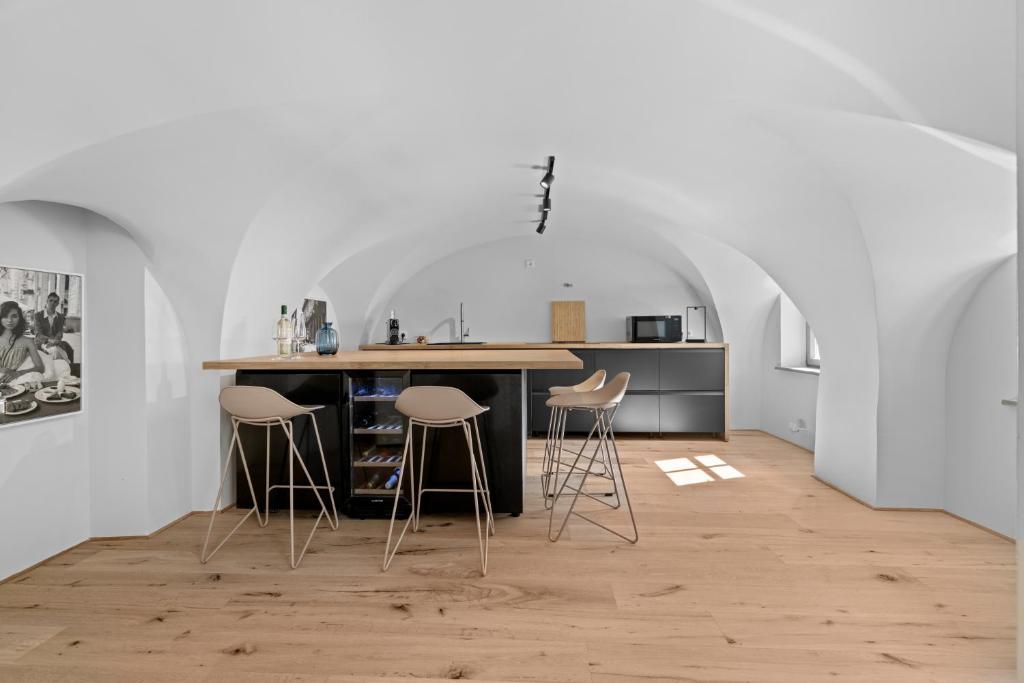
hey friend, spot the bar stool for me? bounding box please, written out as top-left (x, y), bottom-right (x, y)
top-left (382, 386), bottom-right (494, 576)
top-left (541, 370), bottom-right (607, 506)
top-left (201, 386), bottom-right (339, 569)
top-left (546, 372), bottom-right (638, 544)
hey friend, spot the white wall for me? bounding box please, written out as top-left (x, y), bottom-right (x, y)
top-left (761, 296), bottom-right (818, 452)
top-left (85, 212), bottom-right (149, 536)
top-left (381, 236), bottom-right (719, 344)
top-left (144, 269), bottom-right (192, 529)
top-left (946, 256), bottom-right (1017, 538)
top-left (0, 202), bottom-right (92, 579)
top-left (0, 201), bottom-right (194, 579)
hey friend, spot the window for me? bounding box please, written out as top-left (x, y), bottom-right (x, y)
top-left (806, 323), bottom-right (820, 368)
top-left (775, 293), bottom-right (820, 374)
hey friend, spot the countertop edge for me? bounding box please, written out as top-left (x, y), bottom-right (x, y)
top-left (202, 349), bottom-right (584, 371)
top-left (359, 342), bottom-right (729, 350)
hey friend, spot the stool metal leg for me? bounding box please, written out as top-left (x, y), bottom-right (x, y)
top-left (384, 417), bottom-right (493, 576)
top-left (281, 419), bottom-right (330, 569)
top-left (262, 425), bottom-right (270, 527)
top-left (472, 416), bottom-right (495, 535)
top-left (544, 406), bottom-right (569, 509)
top-left (547, 406), bottom-right (638, 544)
top-left (545, 407), bottom-right (617, 509)
top-left (308, 414), bottom-right (339, 530)
top-left (462, 419), bottom-right (488, 576)
top-left (383, 426), bottom-right (415, 571)
top-left (201, 419), bottom-right (264, 563)
top-left (541, 406), bottom-right (562, 506)
top-left (541, 406), bottom-right (557, 495)
top-left (414, 423), bottom-right (428, 533)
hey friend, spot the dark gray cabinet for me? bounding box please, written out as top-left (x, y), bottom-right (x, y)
top-left (613, 393), bottom-right (660, 433)
top-left (594, 349), bottom-right (659, 390)
top-left (528, 346), bottom-right (728, 438)
top-left (660, 349), bottom-right (724, 390)
top-left (659, 393), bottom-right (724, 432)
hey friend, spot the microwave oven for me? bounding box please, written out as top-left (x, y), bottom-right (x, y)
top-left (626, 315), bottom-right (683, 343)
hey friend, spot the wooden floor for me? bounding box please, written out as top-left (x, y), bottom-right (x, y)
top-left (0, 432), bottom-right (1015, 682)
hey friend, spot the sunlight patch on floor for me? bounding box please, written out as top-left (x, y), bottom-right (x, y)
top-left (655, 457), bottom-right (697, 472)
top-left (656, 453), bottom-right (744, 486)
top-left (666, 469), bottom-right (715, 486)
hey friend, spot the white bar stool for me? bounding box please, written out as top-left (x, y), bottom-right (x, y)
top-left (541, 370), bottom-right (611, 507)
top-left (546, 372), bottom-right (638, 544)
top-left (201, 386), bottom-right (339, 569)
top-left (382, 386), bottom-right (494, 576)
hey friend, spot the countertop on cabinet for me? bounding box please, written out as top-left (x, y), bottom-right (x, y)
top-left (359, 342), bottom-right (728, 350)
top-left (202, 349), bottom-right (584, 371)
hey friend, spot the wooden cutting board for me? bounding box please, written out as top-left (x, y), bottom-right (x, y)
top-left (550, 301), bottom-right (586, 342)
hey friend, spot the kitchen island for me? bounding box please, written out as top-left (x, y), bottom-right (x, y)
top-left (203, 349), bottom-right (581, 518)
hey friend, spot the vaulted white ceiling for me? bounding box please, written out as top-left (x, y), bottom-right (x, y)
top-left (0, 0), bottom-right (1014, 506)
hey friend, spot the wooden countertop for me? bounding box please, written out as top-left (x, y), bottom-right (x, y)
top-left (202, 349), bottom-right (584, 371)
top-left (360, 342), bottom-right (728, 350)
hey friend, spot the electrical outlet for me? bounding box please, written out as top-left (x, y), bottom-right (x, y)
top-left (524, 259), bottom-right (535, 269)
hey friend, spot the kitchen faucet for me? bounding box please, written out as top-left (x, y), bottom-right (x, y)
top-left (459, 302), bottom-right (469, 342)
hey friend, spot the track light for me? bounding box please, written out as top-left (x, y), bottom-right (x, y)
top-left (532, 155), bottom-right (555, 236)
top-left (539, 156), bottom-right (555, 189)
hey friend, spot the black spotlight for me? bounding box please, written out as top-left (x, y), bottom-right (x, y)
top-left (536, 219), bottom-right (547, 235)
top-left (539, 156), bottom-right (555, 189)
top-left (541, 196), bottom-right (551, 212)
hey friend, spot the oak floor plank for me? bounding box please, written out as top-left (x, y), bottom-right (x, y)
top-left (0, 433), bottom-right (1014, 681)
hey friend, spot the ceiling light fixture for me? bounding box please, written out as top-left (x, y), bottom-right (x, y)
top-left (532, 155), bottom-right (555, 236)
top-left (539, 156), bottom-right (555, 189)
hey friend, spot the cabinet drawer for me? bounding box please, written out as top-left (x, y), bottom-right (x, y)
top-left (660, 349), bottom-right (724, 391)
top-left (658, 393), bottom-right (724, 433)
top-left (594, 349), bottom-right (659, 391)
top-left (611, 393), bottom-right (660, 433)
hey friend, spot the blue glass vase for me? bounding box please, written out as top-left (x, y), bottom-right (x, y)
top-left (315, 322), bottom-right (339, 355)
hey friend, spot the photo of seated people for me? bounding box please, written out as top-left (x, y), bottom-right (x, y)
top-left (0, 266), bottom-right (82, 424)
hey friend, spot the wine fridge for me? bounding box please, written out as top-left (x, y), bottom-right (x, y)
top-left (345, 370), bottom-right (412, 519)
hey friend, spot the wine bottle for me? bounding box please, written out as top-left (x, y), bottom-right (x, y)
top-left (384, 468), bottom-right (402, 490)
top-left (275, 305), bottom-right (293, 358)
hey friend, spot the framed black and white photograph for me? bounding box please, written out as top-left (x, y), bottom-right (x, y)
top-left (0, 265), bottom-right (83, 427)
top-left (292, 298), bottom-right (327, 350)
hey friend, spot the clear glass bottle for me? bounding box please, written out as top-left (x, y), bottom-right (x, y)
top-left (275, 305), bottom-right (293, 358)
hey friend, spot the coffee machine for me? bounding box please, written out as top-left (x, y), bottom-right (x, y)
top-left (386, 310), bottom-right (401, 345)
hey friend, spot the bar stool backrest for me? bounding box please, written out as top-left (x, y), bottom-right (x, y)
top-left (395, 385), bottom-right (487, 422)
top-left (588, 371), bottom-right (630, 406)
top-left (576, 369), bottom-right (607, 392)
top-left (219, 385), bottom-right (309, 421)
top-left (547, 371), bottom-right (630, 409)
top-left (550, 369), bottom-right (606, 396)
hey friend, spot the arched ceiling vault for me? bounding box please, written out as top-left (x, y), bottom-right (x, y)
top-left (0, 0), bottom-right (1014, 506)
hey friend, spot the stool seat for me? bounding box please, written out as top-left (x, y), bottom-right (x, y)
top-left (396, 385), bottom-right (488, 421)
top-left (546, 372), bottom-right (630, 410)
top-left (549, 369), bottom-right (606, 396)
top-left (219, 385), bottom-right (318, 421)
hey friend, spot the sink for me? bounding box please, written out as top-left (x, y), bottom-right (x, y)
top-left (427, 341), bottom-right (486, 345)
